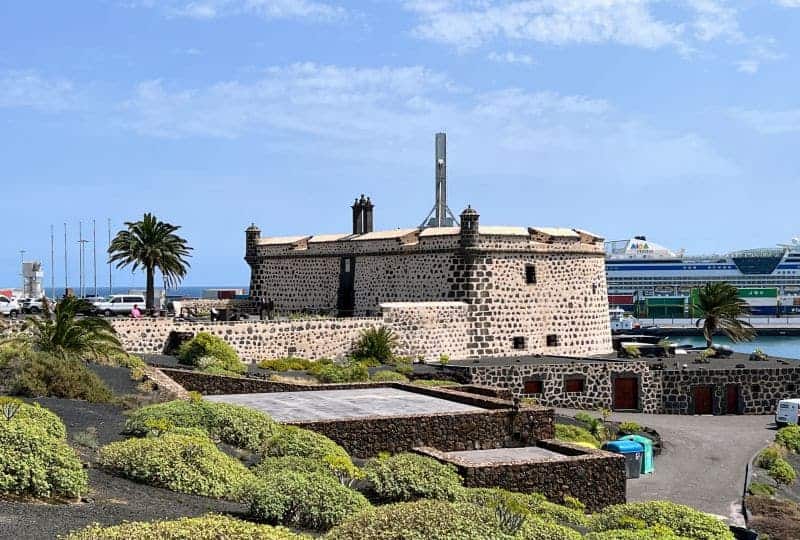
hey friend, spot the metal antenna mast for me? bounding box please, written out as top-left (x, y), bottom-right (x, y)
top-left (108, 218), bottom-right (112, 294)
top-left (19, 250), bottom-right (26, 294)
top-left (92, 219), bottom-right (97, 297)
top-left (78, 221), bottom-right (89, 298)
top-left (50, 225), bottom-right (55, 299)
top-left (420, 132), bottom-right (459, 228)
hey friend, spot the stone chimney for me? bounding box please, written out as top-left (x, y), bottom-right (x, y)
top-left (459, 206), bottom-right (480, 248)
top-left (363, 196), bottom-right (374, 233)
top-left (351, 194), bottom-right (374, 234)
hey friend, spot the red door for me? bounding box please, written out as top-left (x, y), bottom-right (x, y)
top-left (726, 384), bottom-right (739, 415)
top-left (614, 378), bottom-right (639, 410)
top-left (695, 386), bottom-right (713, 415)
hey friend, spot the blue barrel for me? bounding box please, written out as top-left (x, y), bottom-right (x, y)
top-left (603, 440), bottom-right (644, 479)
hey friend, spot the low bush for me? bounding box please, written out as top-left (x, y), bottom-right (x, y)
top-left (323, 499), bottom-right (512, 540)
top-left (768, 457), bottom-right (797, 485)
top-left (352, 326), bottom-right (398, 363)
top-left (9, 352), bottom-right (113, 403)
top-left (363, 452), bottom-right (463, 503)
top-left (98, 432), bottom-right (254, 500)
top-left (555, 424), bottom-right (600, 448)
top-left (370, 369), bottom-right (409, 382)
top-left (257, 357), bottom-right (316, 371)
top-left (0, 419), bottom-right (88, 499)
top-left (527, 492), bottom-right (591, 528)
top-left (618, 421), bottom-right (643, 435)
top-left (777, 425), bottom-right (800, 453)
top-left (411, 379), bottom-right (460, 388)
top-left (585, 525), bottom-right (691, 539)
top-left (590, 501), bottom-right (734, 540)
top-left (248, 469), bottom-right (370, 531)
top-left (517, 516), bottom-right (583, 540)
top-left (263, 425), bottom-right (351, 462)
top-left (124, 399), bottom-right (276, 451)
top-left (65, 514), bottom-right (310, 540)
top-left (0, 397), bottom-right (67, 439)
top-left (177, 332), bottom-right (246, 375)
top-left (749, 481), bottom-right (777, 496)
top-left (757, 444), bottom-right (787, 469)
top-left (253, 455), bottom-right (363, 486)
top-left (312, 361), bottom-right (369, 383)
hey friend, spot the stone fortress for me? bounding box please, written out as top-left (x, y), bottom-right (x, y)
top-left (245, 201), bottom-right (613, 359)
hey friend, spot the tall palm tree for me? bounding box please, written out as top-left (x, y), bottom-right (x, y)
top-left (108, 213), bottom-right (192, 311)
top-left (692, 282), bottom-right (756, 347)
top-left (6, 296), bottom-right (122, 360)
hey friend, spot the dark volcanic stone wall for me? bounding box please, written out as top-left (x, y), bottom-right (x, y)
top-left (659, 366), bottom-right (800, 415)
top-left (416, 440), bottom-right (626, 512)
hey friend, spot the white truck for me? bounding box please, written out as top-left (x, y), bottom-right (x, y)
top-left (775, 399), bottom-right (800, 427)
top-left (92, 294), bottom-right (146, 316)
top-left (0, 296), bottom-right (21, 318)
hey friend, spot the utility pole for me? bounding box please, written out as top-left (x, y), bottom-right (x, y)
top-left (50, 225), bottom-right (55, 299)
top-left (78, 221), bottom-right (89, 298)
top-left (64, 223), bottom-right (68, 295)
top-left (19, 250), bottom-right (26, 295)
top-left (92, 219), bottom-right (97, 297)
top-left (108, 218), bottom-right (112, 295)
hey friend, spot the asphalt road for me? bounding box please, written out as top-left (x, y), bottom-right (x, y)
top-left (557, 408), bottom-right (774, 524)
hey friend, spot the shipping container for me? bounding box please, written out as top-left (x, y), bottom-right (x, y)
top-left (609, 294), bottom-right (635, 305)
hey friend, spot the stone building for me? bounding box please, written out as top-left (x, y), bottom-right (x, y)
top-left (245, 201), bottom-right (613, 358)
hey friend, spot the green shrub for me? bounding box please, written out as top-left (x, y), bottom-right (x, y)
top-left (124, 399), bottom-right (276, 451)
top-left (590, 501), bottom-right (734, 540)
top-left (411, 379), bottom-right (460, 388)
top-left (0, 420), bottom-right (88, 499)
top-left (313, 361), bottom-right (369, 383)
top-left (562, 495), bottom-right (586, 512)
top-left (0, 397), bottom-right (67, 439)
top-left (555, 424), bottom-right (600, 448)
top-left (768, 457), bottom-right (797, 485)
top-left (370, 369), bottom-right (409, 382)
top-left (527, 492), bottom-right (591, 528)
top-left (257, 357), bottom-right (315, 371)
top-left (363, 452), bottom-right (463, 502)
top-left (252, 455), bottom-right (363, 486)
top-left (585, 525), bottom-right (691, 539)
top-left (756, 444), bottom-right (787, 469)
top-left (622, 345), bottom-right (641, 359)
top-left (352, 327), bottom-right (398, 363)
top-left (248, 469), bottom-right (370, 531)
top-left (177, 332), bottom-right (246, 374)
top-left (618, 422), bottom-right (642, 435)
top-left (323, 500), bottom-right (512, 540)
top-left (776, 425), bottom-right (800, 453)
top-left (749, 481), bottom-right (777, 496)
top-left (65, 514), bottom-right (310, 540)
top-left (9, 352), bottom-right (113, 403)
top-left (517, 516), bottom-right (583, 540)
top-left (263, 425), bottom-right (352, 462)
top-left (98, 432), bottom-right (254, 500)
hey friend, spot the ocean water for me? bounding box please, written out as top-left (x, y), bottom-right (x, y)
top-left (677, 335), bottom-right (800, 360)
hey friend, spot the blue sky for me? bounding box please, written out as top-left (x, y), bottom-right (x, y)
top-left (2, 0), bottom-right (800, 287)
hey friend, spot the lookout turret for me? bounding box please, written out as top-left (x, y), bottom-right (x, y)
top-left (245, 223), bottom-right (261, 265)
top-left (459, 205), bottom-right (480, 248)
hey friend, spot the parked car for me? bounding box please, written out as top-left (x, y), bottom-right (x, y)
top-left (22, 297), bottom-right (49, 314)
top-left (93, 294), bottom-right (146, 317)
top-left (776, 398), bottom-right (800, 427)
top-left (0, 296), bottom-right (21, 318)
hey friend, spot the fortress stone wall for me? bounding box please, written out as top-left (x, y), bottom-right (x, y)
top-left (111, 301), bottom-right (470, 363)
top-left (245, 206), bottom-right (613, 358)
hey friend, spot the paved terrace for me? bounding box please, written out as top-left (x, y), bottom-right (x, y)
top-left (205, 387), bottom-right (485, 422)
top-left (441, 446), bottom-right (568, 466)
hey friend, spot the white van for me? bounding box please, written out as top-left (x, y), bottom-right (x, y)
top-left (93, 294), bottom-right (146, 316)
top-left (775, 399), bottom-right (800, 427)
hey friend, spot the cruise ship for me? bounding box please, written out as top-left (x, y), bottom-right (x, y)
top-left (605, 236), bottom-right (800, 315)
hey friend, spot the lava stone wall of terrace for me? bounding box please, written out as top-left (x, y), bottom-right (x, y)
top-left (658, 366), bottom-right (800, 415)
top-left (460, 360), bottom-right (661, 413)
top-left (415, 440), bottom-right (626, 512)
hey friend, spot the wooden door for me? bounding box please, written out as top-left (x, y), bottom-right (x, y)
top-left (725, 384), bottom-right (739, 415)
top-left (694, 386), bottom-right (713, 415)
top-left (614, 378), bottom-right (639, 411)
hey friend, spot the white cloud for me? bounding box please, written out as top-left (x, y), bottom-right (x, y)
top-left (130, 0), bottom-right (344, 21)
top-left (730, 108), bottom-right (800, 134)
top-left (487, 51), bottom-right (535, 65)
top-left (0, 70), bottom-right (77, 112)
top-left (121, 62), bottom-right (737, 183)
top-left (775, 0), bottom-right (800, 7)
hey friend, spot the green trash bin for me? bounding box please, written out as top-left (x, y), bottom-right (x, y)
top-left (619, 435), bottom-right (654, 475)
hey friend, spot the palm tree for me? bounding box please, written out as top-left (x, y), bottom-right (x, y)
top-left (7, 296), bottom-right (122, 360)
top-left (692, 282), bottom-right (756, 347)
top-left (108, 213), bottom-right (192, 311)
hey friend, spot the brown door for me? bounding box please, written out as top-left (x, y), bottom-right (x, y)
top-left (694, 386), bottom-right (713, 415)
top-left (614, 378), bottom-right (639, 410)
top-left (726, 384), bottom-right (739, 415)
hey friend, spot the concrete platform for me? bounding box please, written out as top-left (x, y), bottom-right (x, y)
top-left (441, 446), bottom-right (568, 466)
top-left (204, 387), bottom-right (485, 422)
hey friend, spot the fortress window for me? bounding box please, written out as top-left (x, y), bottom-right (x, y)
top-left (525, 264), bottom-right (536, 284)
top-left (512, 336), bottom-right (526, 350)
top-left (523, 379), bottom-right (543, 394)
top-left (565, 378), bottom-right (585, 393)
top-left (546, 334), bottom-right (559, 347)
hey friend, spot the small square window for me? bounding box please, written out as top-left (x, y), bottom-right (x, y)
top-left (512, 336), bottom-right (526, 350)
top-left (525, 264), bottom-right (536, 284)
top-left (546, 334), bottom-right (559, 347)
top-left (524, 380), bottom-right (543, 394)
top-left (565, 378), bottom-right (585, 393)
